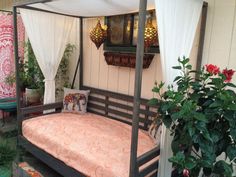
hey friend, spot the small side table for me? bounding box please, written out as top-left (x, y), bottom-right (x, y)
top-left (0, 98), bottom-right (17, 126)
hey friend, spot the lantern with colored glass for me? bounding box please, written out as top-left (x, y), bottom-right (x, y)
top-left (144, 17), bottom-right (158, 49)
top-left (90, 19), bottom-right (107, 49)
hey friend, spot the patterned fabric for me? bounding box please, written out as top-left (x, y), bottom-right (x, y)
top-left (148, 119), bottom-right (162, 147)
top-left (22, 113), bottom-right (156, 177)
top-left (63, 88), bottom-right (90, 114)
top-left (0, 14), bottom-right (25, 98)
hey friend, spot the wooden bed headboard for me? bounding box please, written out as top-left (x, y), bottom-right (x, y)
top-left (81, 86), bottom-right (157, 130)
top-left (20, 86), bottom-right (157, 131)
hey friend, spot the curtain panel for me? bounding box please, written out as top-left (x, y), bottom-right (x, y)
top-left (20, 9), bottom-right (75, 105)
top-left (154, 0), bottom-right (203, 176)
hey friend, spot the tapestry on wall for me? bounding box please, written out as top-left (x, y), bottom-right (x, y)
top-left (0, 14), bottom-right (25, 98)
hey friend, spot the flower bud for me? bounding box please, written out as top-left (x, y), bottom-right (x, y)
top-left (183, 169), bottom-right (190, 177)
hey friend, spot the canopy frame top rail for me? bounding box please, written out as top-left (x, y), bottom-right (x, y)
top-left (13, 0), bottom-right (208, 19)
top-left (14, 0), bottom-right (151, 18)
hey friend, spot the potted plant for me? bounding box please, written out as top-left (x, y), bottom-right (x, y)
top-left (23, 41), bottom-right (44, 105)
top-left (149, 57), bottom-right (236, 177)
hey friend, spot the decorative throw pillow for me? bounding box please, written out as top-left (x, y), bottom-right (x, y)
top-left (148, 119), bottom-right (162, 147)
top-left (62, 88), bottom-right (90, 114)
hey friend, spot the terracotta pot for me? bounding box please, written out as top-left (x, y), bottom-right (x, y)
top-left (25, 88), bottom-right (41, 105)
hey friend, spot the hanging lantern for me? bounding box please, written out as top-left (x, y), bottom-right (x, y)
top-left (144, 17), bottom-right (158, 49)
top-left (90, 19), bottom-right (107, 49)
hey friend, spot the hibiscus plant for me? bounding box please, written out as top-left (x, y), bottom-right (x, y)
top-left (149, 57), bottom-right (236, 177)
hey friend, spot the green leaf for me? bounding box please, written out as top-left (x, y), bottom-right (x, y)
top-left (210, 130), bottom-right (222, 143)
top-left (172, 66), bottom-right (182, 70)
top-left (148, 98), bottom-right (159, 106)
top-left (202, 131), bottom-right (212, 142)
top-left (226, 145), bottom-right (236, 161)
top-left (209, 101), bottom-right (222, 108)
top-left (152, 86), bottom-right (160, 93)
top-left (186, 65), bottom-right (192, 70)
top-left (207, 90), bottom-right (216, 97)
top-left (203, 168), bottom-right (212, 176)
top-left (230, 129), bottom-right (236, 141)
top-left (162, 116), bottom-right (172, 128)
top-left (213, 161), bottom-right (233, 177)
top-left (228, 104), bottom-right (236, 111)
top-left (169, 151), bottom-right (185, 165)
top-left (200, 159), bottom-right (213, 168)
top-left (171, 112), bottom-right (181, 121)
top-left (185, 156), bottom-right (197, 170)
top-left (182, 58), bottom-right (190, 65)
top-left (216, 136), bottom-right (231, 156)
top-left (226, 82), bottom-right (236, 88)
top-left (202, 100), bottom-right (213, 107)
top-left (188, 126), bottom-right (196, 137)
top-left (174, 76), bottom-right (182, 82)
top-left (194, 112), bottom-right (208, 123)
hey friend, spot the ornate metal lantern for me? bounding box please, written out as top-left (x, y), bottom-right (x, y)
top-left (144, 17), bottom-right (158, 48)
top-left (90, 19), bottom-right (107, 49)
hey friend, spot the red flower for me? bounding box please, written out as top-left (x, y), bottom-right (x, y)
top-left (222, 69), bottom-right (235, 82)
top-left (205, 64), bottom-right (220, 75)
top-left (183, 169), bottom-right (190, 177)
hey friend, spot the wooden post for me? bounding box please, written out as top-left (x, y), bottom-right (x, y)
top-left (129, 0), bottom-right (147, 176)
top-left (196, 3), bottom-right (208, 71)
top-left (13, 6), bottom-right (22, 135)
top-left (79, 18), bottom-right (84, 89)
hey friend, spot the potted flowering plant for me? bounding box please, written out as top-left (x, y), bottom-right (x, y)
top-left (149, 57), bottom-right (236, 177)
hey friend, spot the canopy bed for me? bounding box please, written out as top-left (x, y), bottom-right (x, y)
top-left (12, 0), bottom-right (208, 177)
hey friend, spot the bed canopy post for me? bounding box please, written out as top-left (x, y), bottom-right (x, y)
top-left (71, 17), bottom-right (83, 89)
top-left (79, 17), bottom-right (84, 89)
top-left (13, 6), bottom-right (22, 134)
top-left (129, 0), bottom-right (147, 176)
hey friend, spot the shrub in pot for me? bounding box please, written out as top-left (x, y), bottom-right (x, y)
top-left (149, 57), bottom-right (236, 177)
top-left (23, 41), bottom-right (44, 105)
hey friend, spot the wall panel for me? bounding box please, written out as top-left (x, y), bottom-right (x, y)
top-left (5, 0), bottom-right (233, 97)
top-left (0, 0), bottom-right (12, 11)
top-left (81, 16), bottom-right (200, 99)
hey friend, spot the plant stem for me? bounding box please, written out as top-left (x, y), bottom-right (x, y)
top-left (191, 148), bottom-right (201, 159)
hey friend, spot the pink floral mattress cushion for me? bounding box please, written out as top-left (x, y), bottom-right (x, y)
top-left (22, 112), bottom-right (156, 177)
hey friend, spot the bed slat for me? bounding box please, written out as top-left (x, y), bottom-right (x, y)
top-left (84, 86), bottom-right (157, 130)
top-left (138, 160), bottom-right (159, 177)
top-left (137, 146), bottom-right (160, 167)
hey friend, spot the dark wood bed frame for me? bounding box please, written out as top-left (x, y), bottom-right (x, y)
top-left (12, 1), bottom-right (208, 177)
top-left (18, 85), bottom-right (160, 177)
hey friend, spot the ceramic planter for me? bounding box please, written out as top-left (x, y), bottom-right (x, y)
top-left (25, 88), bottom-right (41, 105)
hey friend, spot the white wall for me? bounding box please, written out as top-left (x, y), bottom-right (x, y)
top-left (71, 0), bottom-right (236, 98)
top-left (78, 17), bottom-right (200, 99)
top-left (0, 0), bottom-right (12, 11)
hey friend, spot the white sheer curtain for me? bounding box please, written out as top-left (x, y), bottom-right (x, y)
top-left (20, 9), bottom-right (75, 105)
top-left (154, 0), bottom-right (203, 176)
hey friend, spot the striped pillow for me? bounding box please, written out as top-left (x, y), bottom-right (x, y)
top-left (148, 120), bottom-right (162, 147)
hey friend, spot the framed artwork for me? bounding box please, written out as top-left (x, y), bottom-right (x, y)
top-left (104, 10), bottom-right (159, 53)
